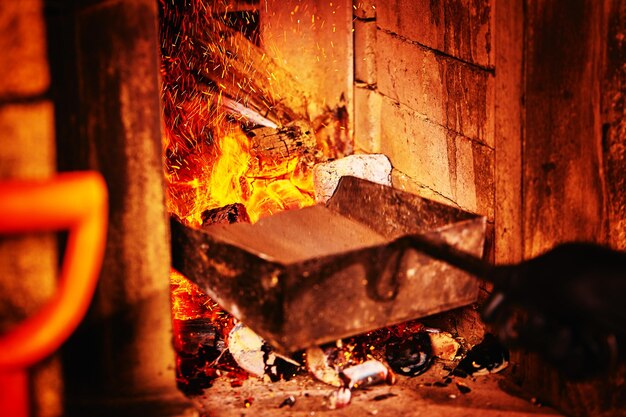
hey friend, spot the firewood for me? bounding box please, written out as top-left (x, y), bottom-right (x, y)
top-left (201, 203), bottom-right (250, 226)
top-left (247, 120), bottom-right (317, 158)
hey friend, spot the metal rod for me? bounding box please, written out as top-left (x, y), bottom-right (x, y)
top-left (398, 234), bottom-right (494, 280)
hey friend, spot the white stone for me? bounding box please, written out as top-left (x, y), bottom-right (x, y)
top-left (313, 154), bottom-right (392, 203)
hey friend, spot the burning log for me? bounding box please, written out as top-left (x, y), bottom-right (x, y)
top-left (245, 120), bottom-right (322, 178)
top-left (201, 203), bottom-right (250, 226)
top-left (160, 2), bottom-right (354, 228)
top-left (246, 121), bottom-right (317, 162)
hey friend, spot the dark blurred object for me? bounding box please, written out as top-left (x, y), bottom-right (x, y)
top-left (385, 332), bottom-right (433, 377)
top-left (452, 333), bottom-right (509, 378)
top-left (482, 243), bottom-right (626, 379)
top-left (278, 395), bottom-right (296, 408)
top-left (401, 237), bottom-right (626, 380)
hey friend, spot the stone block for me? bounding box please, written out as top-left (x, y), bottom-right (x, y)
top-left (354, 86), bottom-right (381, 153)
top-left (454, 134), bottom-right (495, 219)
top-left (313, 153), bottom-right (392, 203)
top-left (354, 19), bottom-right (377, 84)
top-left (0, 101), bottom-right (55, 179)
top-left (380, 97), bottom-right (453, 198)
top-left (380, 97), bottom-right (494, 219)
top-left (377, 30), bottom-right (494, 147)
top-left (377, 0), bottom-right (493, 68)
top-left (0, 0), bottom-right (50, 97)
top-left (391, 169), bottom-right (458, 208)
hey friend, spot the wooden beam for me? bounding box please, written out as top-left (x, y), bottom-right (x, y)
top-left (522, 0), bottom-right (607, 256)
top-left (502, 1), bottom-right (626, 416)
top-left (494, 0), bottom-right (524, 264)
top-left (603, 0), bottom-right (626, 249)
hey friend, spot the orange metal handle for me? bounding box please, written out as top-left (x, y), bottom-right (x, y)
top-left (0, 172), bottom-right (108, 369)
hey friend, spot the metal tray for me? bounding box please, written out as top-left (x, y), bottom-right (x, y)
top-left (171, 176), bottom-right (486, 352)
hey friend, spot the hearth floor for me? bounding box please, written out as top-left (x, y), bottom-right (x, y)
top-left (191, 362), bottom-right (562, 416)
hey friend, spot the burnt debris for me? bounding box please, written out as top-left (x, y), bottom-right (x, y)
top-left (452, 333), bottom-right (509, 378)
top-left (385, 332), bottom-right (434, 377)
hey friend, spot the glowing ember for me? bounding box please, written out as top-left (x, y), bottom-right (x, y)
top-left (170, 269), bottom-right (223, 321)
top-left (170, 270), bottom-right (246, 393)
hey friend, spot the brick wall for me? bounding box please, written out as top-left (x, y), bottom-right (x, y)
top-left (353, 0), bottom-right (495, 224)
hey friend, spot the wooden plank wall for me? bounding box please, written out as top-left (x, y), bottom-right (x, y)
top-left (496, 0), bottom-right (626, 415)
top-left (523, 0), bottom-right (607, 255)
top-left (604, 0), bottom-right (626, 250)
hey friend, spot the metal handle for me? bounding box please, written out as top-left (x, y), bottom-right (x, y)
top-left (395, 233), bottom-right (493, 279)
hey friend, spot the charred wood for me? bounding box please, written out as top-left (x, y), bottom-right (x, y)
top-left (201, 203), bottom-right (251, 226)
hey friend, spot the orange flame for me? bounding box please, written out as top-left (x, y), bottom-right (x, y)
top-left (160, 0), bottom-right (328, 227)
top-left (164, 124), bottom-right (316, 225)
top-left (170, 269), bottom-right (223, 321)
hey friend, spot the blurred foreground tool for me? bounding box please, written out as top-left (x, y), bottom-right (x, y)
top-left (0, 172), bottom-right (108, 417)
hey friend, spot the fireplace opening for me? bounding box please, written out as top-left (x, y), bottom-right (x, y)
top-left (1, 0), bottom-right (625, 416)
top-left (157, 0), bottom-right (525, 415)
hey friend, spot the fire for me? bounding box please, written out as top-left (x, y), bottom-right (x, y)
top-left (170, 269), bottom-right (222, 321)
top-left (159, 1), bottom-right (342, 227)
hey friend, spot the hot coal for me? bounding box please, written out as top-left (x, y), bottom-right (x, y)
top-left (385, 332), bottom-right (434, 377)
top-left (305, 345), bottom-right (344, 387)
top-left (427, 329), bottom-right (461, 361)
top-left (228, 323), bottom-right (303, 382)
top-left (173, 317), bottom-right (251, 395)
top-left (173, 319), bottom-right (226, 395)
top-left (173, 318), bottom-right (220, 355)
top-left (452, 333), bottom-right (509, 377)
top-left (262, 344), bottom-right (302, 382)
